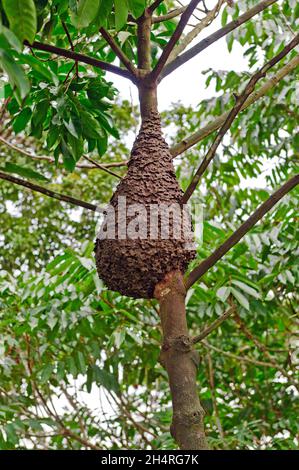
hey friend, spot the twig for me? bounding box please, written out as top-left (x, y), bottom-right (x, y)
top-left (61, 20), bottom-right (78, 79)
top-left (0, 171), bottom-right (97, 212)
top-left (0, 96), bottom-right (12, 124)
top-left (185, 174), bottom-right (299, 289)
top-left (152, 6), bottom-right (187, 23)
top-left (148, 0), bottom-right (165, 14)
top-left (100, 28), bottom-right (137, 77)
top-left (83, 155), bottom-right (122, 179)
top-left (25, 41), bottom-right (136, 82)
top-left (201, 341), bottom-right (277, 368)
top-left (182, 34), bottom-right (299, 203)
top-left (161, 0), bottom-right (279, 79)
top-left (192, 305), bottom-right (235, 343)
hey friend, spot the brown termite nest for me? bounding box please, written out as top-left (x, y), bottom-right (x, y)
top-left (95, 112), bottom-right (196, 299)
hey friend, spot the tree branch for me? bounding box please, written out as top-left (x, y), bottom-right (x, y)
top-left (99, 27), bottom-right (137, 76)
top-left (25, 41), bottom-right (136, 82)
top-left (148, 0), bottom-right (164, 14)
top-left (154, 271), bottom-right (208, 449)
top-left (161, 0), bottom-right (279, 79)
top-left (0, 135), bottom-right (128, 169)
top-left (167, 0), bottom-right (224, 65)
top-left (201, 341), bottom-right (277, 368)
top-left (192, 305), bottom-right (235, 344)
top-left (151, 0), bottom-right (202, 80)
top-left (82, 154), bottom-right (122, 179)
top-left (0, 171), bottom-right (97, 212)
top-left (182, 34), bottom-right (299, 203)
top-left (170, 54), bottom-right (299, 157)
top-left (152, 6), bottom-right (187, 24)
top-left (61, 20), bottom-right (78, 79)
top-left (185, 174), bottom-right (299, 290)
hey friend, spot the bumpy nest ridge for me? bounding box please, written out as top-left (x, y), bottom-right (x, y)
top-left (95, 112), bottom-right (196, 299)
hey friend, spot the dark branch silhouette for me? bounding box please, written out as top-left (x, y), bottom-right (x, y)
top-left (185, 174), bottom-right (299, 289)
top-left (0, 171), bottom-right (97, 212)
top-left (25, 41), bottom-right (136, 82)
top-left (151, 0), bottom-right (202, 80)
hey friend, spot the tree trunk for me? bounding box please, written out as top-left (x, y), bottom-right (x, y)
top-left (154, 271), bottom-right (208, 450)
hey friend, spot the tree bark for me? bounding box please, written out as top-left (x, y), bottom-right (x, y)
top-left (154, 271), bottom-right (208, 450)
top-left (138, 81), bottom-right (158, 119)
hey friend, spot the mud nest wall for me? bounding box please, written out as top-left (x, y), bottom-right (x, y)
top-left (95, 112), bottom-right (196, 299)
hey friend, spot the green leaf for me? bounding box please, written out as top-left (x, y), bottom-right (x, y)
top-left (12, 107), bottom-right (32, 133)
top-left (76, 351), bottom-right (86, 374)
top-left (40, 364), bottom-right (54, 383)
top-left (86, 366), bottom-right (93, 393)
top-left (0, 50), bottom-right (30, 99)
top-left (93, 365), bottom-right (120, 394)
top-left (230, 287), bottom-right (249, 310)
top-left (20, 54), bottom-right (53, 82)
top-left (32, 100), bottom-right (49, 127)
top-left (80, 111), bottom-right (104, 139)
top-left (1, 163), bottom-right (49, 182)
top-left (216, 286), bottom-right (230, 302)
top-left (87, 77), bottom-right (112, 104)
top-left (61, 139), bottom-right (76, 172)
top-left (69, 0), bottom-right (78, 14)
top-left (221, 8), bottom-right (228, 27)
top-left (114, 0), bottom-right (129, 30)
top-left (227, 33), bottom-right (234, 53)
top-left (97, 0), bottom-right (113, 27)
top-left (0, 24), bottom-right (22, 52)
top-left (2, 0), bottom-right (37, 44)
top-left (231, 280), bottom-right (260, 299)
top-left (71, 0), bottom-right (100, 28)
top-left (97, 133), bottom-right (108, 156)
top-left (128, 0), bottom-right (146, 18)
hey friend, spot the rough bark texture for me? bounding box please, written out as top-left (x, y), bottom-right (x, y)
top-left (155, 271), bottom-right (208, 450)
top-left (95, 112), bottom-right (195, 299)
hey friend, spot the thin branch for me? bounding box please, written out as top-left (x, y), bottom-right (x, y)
top-left (25, 41), bottom-right (136, 82)
top-left (62, 428), bottom-right (101, 450)
top-left (167, 0), bottom-right (224, 64)
top-left (116, 395), bottom-right (157, 447)
top-left (185, 173), bottom-right (299, 290)
top-left (192, 305), bottom-right (235, 343)
top-left (170, 54), bottom-right (299, 157)
top-left (82, 155), bottom-right (122, 179)
top-left (0, 95), bottom-right (11, 124)
top-left (161, 0), bottom-right (279, 79)
top-left (61, 20), bottom-right (78, 79)
top-left (151, 0), bottom-right (202, 80)
top-left (0, 171), bottom-right (97, 212)
top-left (201, 341), bottom-right (277, 368)
top-left (99, 27), bottom-right (137, 76)
top-left (233, 312), bottom-right (298, 390)
top-left (0, 135), bottom-right (128, 169)
top-left (148, 0), bottom-right (164, 14)
top-left (152, 6), bottom-right (187, 23)
top-left (182, 34), bottom-right (299, 203)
